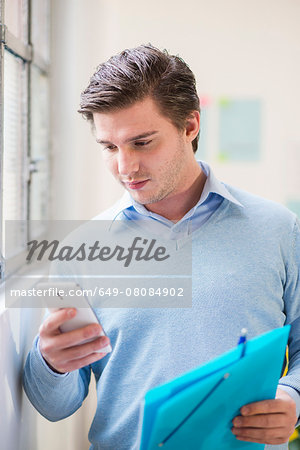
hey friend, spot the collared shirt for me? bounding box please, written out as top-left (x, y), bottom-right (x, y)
top-left (108, 160), bottom-right (243, 240)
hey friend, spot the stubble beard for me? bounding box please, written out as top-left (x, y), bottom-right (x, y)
top-left (128, 140), bottom-right (187, 206)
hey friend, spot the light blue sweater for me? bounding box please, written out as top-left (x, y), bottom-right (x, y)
top-left (23, 178), bottom-right (300, 450)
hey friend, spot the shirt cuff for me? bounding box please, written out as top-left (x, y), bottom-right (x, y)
top-left (35, 335), bottom-right (70, 378)
top-left (278, 384), bottom-right (300, 426)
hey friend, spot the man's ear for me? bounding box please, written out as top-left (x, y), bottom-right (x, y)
top-left (184, 111), bottom-right (200, 142)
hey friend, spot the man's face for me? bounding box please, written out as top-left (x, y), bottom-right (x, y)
top-left (93, 97), bottom-right (197, 209)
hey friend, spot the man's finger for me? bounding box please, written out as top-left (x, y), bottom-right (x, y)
top-left (51, 325), bottom-right (106, 351)
top-left (39, 308), bottom-right (77, 336)
top-left (241, 399), bottom-right (288, 416)
top-left (54, 351), bottom-right (108, 374)
top-left (233, 413), bottom-right (286, 429)
top-left (232, 426), bottom-right (287, 441)
top-left (55, 336), bottom-right (110, 362)
top-left (234, 434), bottom-right (287, 445)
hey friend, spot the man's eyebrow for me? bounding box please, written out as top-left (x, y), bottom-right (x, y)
top-left (96, 131), bottom-right (158, 145)
top-left (125, 131), bottom-right (158, 143)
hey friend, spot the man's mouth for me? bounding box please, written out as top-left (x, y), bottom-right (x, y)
top-left (124, 180), bottom-right (149, 190)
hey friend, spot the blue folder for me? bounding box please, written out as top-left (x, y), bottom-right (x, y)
top-left (139, 326), bottom-right (290, 450)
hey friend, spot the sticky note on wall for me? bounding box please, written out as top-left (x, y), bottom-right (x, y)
top-left (218, 99), bottom-right (262, 162)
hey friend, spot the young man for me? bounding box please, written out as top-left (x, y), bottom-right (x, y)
top-left (23, 45), bottom-right (300, 449)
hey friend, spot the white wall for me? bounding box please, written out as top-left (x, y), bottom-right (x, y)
top-left (2, 1), bottom-right (298, 450)
top-left (50, 0), bottom-right (124, 221)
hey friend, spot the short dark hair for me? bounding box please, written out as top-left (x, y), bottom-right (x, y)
top-left (78, 44), bottom-right (200, 153)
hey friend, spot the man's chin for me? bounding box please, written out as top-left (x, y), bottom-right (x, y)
top-left (125, 189), bottom-right (157, 206)
top-left (128, 192), bottom-right (149, 205)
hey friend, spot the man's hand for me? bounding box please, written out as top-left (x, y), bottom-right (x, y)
top-left (39, 308), bottom-right (111, 374)
top-left (232, 388), bottom-right (297, 445)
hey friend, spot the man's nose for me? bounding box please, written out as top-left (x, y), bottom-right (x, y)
top-left (117, 149), bottom-right (139, 177)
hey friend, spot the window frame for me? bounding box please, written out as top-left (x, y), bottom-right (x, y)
top-left (0, 0), bottom-right (50, 281)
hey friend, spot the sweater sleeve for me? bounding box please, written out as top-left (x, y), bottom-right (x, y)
top-left (22, 335), bottom-right (91, 422)
top-left (278, 218), bottom-right (300, 417)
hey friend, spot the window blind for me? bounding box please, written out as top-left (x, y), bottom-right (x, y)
top-left (2, 50), bottom-right (28, 258)
top-left (29, 65), bottom-right (50, 225)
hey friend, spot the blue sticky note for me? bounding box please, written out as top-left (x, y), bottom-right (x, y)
top-left (218, 99), bottom-right (262, 162)
top-left (139, 326), bottom-right (290, 450)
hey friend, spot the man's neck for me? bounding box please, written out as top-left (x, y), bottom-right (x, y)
top-left (145, 166), bottom-right (207, 223)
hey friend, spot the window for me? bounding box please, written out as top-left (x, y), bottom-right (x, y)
top-left (0, 0), bottom-right (50, 278)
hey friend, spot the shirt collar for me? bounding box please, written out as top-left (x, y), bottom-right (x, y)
top-left (198, 160), bottom-right (243, 208)
top-left (110, 160), bottom-right (243, 220)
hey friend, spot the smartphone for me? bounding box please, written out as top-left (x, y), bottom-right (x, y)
top-left (37, 281), bottom-right (112, 354)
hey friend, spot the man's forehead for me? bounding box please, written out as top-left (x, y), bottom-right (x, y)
top-left (93, 109), bottom-right (163, 143)
top-left (93, 97), bottom-right (167, 125)
top-left (92, 97), bottom-right (176, 143)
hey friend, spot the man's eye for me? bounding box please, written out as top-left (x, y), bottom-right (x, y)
top-left (104, 145), bottom-right (117, 151)
top-left (134, 140), bottom-right (151, 147)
